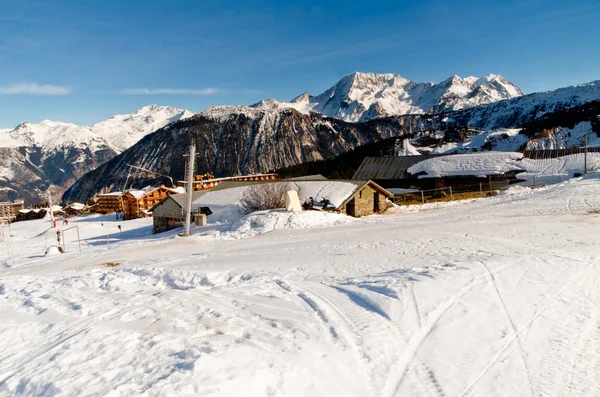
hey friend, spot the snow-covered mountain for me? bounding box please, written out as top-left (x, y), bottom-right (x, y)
top-left (64, 79), bottom-right (599, 203)
top-left (0, 105), bottom-right (193, 203)
top-left (2, 105), bottom-right (194, 152)
top-left (247, 72), bottom-right (523, 122)
top-left (91, 104), bottom-right (195, 151)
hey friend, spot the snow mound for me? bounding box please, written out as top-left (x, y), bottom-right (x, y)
top-left (225, 210), bottom-right (354, 239)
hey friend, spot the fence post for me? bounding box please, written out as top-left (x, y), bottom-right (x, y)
top-left (480, 183), bottom-right (483, 198)
top-left (421, 190), bottom-right (425, 205)
top-left (532, 175), bottom-right (536, 188)
top-left (449, 186), bottom-right (453, 201)
top-left (76, 226), bottom-right (81, 253)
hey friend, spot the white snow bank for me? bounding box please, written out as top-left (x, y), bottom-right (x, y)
top-left (224, 210), bottom-right (354, 239)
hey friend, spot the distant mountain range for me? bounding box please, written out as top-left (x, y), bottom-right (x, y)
top-left (63, 77), bottom-right (600, 203)
top-left (250, 72), bottom-right (523, 122)
top-left (0, 105), bottom-right (193, 203)
top-left (2, 71), bottom-right (598, 205)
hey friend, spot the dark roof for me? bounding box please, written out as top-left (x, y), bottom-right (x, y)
top-left (352, 155), bottom-right (445, 180)
top-left (523, 148), bottom-right (600, 159)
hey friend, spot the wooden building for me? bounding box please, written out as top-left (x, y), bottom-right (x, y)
top-left (64, 202), bottom-right (86, 216)
top-left (16, 208), bottom-right (47, 222)
top-left (96, 192), bottom-right (124, 214)
top-left (353, 154), bottom-right (521, 192)
top-left (0, 200), bottom-right (25, 223)
top-left (123, 186), bottom-right (183, 219)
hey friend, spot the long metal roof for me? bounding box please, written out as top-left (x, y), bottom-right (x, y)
top-left (523, 148), bottom-right (600, 159)
top-left (352, 155), bottom-right (444, 180)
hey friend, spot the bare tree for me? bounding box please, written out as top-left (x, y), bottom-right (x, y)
top-left (239, 183), bottom-right (291, 214)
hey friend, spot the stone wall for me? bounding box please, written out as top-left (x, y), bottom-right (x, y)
top-left (153, 217), bottom-right (169, 234)
top-left (343, 187), bottom-right (389, 217)
top-left (153, 217), bottom-right (182, 234)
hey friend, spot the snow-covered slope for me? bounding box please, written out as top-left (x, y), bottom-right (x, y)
top-left (246, 72), bottom-right (523, 122)
top-left (0, 105), bottom-right (194, 203)
top-left (3, 175), bottom-right (600, 396)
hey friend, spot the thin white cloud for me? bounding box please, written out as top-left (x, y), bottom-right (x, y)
top-left (0, 83), bottom-right (71, 95)
top-left (122, 88), bottom-right (218, 95)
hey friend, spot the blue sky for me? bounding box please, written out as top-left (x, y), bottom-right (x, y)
top-left (1, 0), bottom-right (599, 127)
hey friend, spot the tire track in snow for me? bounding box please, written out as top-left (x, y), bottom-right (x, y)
top-left (478, 261), bottom-right (534, 397)
top-left (383, 276), bottom-right (482, 397)
top-left (0, 305), bottom-right (130, 385)
top-left (295, 282), bottom-right (385, 397)
top-left (280, 274), bottom-right (450, 396)
top-left (458, 265), bottom-right (590, 397)
top-left (564, 261), bottom-right (598, 395)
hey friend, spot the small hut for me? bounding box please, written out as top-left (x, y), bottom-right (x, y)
top-left (151, 191), bottom-right (207, 233)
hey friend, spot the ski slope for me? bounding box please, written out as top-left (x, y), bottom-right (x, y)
top-left (1, 175), bottom-right (600, 396)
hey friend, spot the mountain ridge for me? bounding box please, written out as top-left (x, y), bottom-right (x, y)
top-left (63, 79), bottom-right (600, 203)
top-left (0, 105), bottom-right (194, 204)
top-left (246, 71), bottom-right (524, 122)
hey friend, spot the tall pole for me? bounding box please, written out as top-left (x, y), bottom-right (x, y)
top-left (184, 143), bottom-right (196, 236)
top-left (48, 190), bottom-right (56, 228)
top-left (584, 133), bottom-right (588, 175)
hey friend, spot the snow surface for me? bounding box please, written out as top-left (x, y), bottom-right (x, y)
top-left (2, 176), bottom-right (600, 396)
top-left (408, 151), bottom-right (600, 178)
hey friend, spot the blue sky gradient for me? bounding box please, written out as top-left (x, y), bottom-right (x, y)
top-left (1, 0), bottom-right (599, 126)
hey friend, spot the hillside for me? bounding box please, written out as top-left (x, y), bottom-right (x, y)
top-left (4, 173), bottom-right (600, 396)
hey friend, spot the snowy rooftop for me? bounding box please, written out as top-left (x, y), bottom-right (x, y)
top-left (408, 152), bottom-right (600, 178)
top-left (408, 152), bottom-right (524, 178)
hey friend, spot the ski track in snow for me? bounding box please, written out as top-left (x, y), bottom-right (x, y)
top-left (1, 176), bottom-right (600, 396)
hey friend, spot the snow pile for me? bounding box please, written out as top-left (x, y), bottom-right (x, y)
top-left (226, 210), bottom-right (354, 239)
